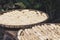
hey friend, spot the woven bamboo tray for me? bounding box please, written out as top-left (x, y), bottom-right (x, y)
top-left (0, 9), bottom-right (48, 29)
top-left (17, 23), bottom-right (60, 40)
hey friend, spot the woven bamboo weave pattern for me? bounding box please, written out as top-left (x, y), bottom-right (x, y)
top-left (0, 9), bottom-right (48, 28)
top-left (17, 24), bottom-right (60, 40)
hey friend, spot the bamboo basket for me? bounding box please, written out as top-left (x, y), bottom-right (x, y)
top-left (0, 9), bottom-right (48, 29)
top-left (17, 23), bottom-right (60, 40)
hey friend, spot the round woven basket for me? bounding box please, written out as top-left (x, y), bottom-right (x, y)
top-left (0, 9), bottom-right (48, 29)
top-left (17, 23), bottom-right (60, 40)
